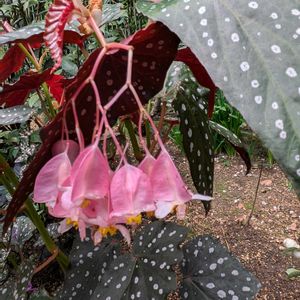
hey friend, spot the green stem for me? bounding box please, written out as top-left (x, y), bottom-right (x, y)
top-left (17, 44), bottom-right (56, 119)
top-left (0, 154), bottom-right (69, 270)
top-left (124, 119), bottom-right (143, 161)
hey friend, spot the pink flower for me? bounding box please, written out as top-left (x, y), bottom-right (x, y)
top-left (70, 144), bottom-right (110, 204)
top-left (52, 139), bottom-right (79, 163)
top-left (33, 151), bottom-right (72, 204)
top-left (110, 163), bottom-right (155, 219)
top-left (150, 149), bottom-right (192, 219)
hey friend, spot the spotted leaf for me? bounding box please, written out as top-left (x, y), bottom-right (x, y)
top-left (0, 4), bottom-right (124, 48)
top-left (0, 105), bottom-right (34, 125)
top-left (0, 45), bottom-right (26, 83)
top-left (137, 0), bottom-right (300, 196)
top-left (59, 236), bottom-right (121, 300)
top-left (209, 121), bottom-right (251, 174)
top-left (0, 260), bottom-right (35, 300)
top-left (3, 22), bottom-right (180, 233)
top-left (180, 235), bottom-right (261, 300)
top-left (92, 221), bottom-right (187, 300)
top-left (11, 216), bottom-right (36, 247)
top-left (164, 62), bottom-right (214, 197)
top-left (175, 47), bottom-right (217, 118)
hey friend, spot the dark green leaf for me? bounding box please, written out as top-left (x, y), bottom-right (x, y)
top-left (61, 57), bottom-right (78, 77)
top-left (180, 235), bottom-right (261, 299)
top-left (137, 0), bottom-right (300, 196)
top-left (165, 62), bottom-right (214, 196)
top-left (209, 121), bottom-right (251, 173)
top-left (92, 221), bottom-right (188, 300)
top-left (0, 106), bottom-right (33, 125)
top-left (0, 260), bottom-right (35, 300)
top-left (59, 236), bottom-right (120, 300)
top-left (101, 3), bottom-right (126, 26)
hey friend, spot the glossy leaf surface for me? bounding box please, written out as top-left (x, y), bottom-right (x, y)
top-left (180, 235), bottom-right (261, 300)
top-left (137, 0), bottom-right (300, 196)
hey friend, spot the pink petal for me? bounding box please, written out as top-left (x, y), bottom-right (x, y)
top-left (110, 164), bottom-right (155, 218)
top-left (58, 219), bottom-right (72, 234)
top-left (33, 152), bottom-right (71, 203)
top-left (138, 153), bottom-right (156, 175)
top-left (92, 230), bottom-right (103, 245)
top-left (52, 140), bottom-right (80, 163)
top-left (71, 145), bottom-right (110, 203)
top-left (176, 204), bottom-right (186, 220)
top-left (151, 150), bottom-right (191, 204)
top-left (155, 201), bottom-right (174, 219)
top-left (115, 225), bottom-right (131, 244)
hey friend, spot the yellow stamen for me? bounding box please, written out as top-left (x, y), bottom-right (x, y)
top-left (66, 218), bottom-right (79, 229)
top-left (81, 199), bottom-right (91, 209)
top-left (98, 226), bottom-right (117, 237)
top-left (146, 211), bottom-right (155, 218)
top-left (126, 214), bottom-right (142, 225)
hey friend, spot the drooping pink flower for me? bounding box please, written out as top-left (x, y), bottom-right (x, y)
top-left (138, 153), bottom-right (156, 175)
top-left (70, 144), bottom-right (110, 204)
top-left (150, 149), bottom-right (192, 219)
top-left (33, 151), bottom-right (72, 204)
top-left (52, 139), bottom-right (79, 163)
top-left (110, 163), bottom-right (155, 219)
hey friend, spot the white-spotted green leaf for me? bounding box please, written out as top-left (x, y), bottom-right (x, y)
top-left (34, 223), bottom-right (60, 248)
top-left (209, 121), bottom-right (251, 173)
top-left (11, 216), bottom-right (35, 247)
top-left (137, 0), bottom-right (300, 196)
top-left (59, 236), bottom-right (120, 300)
top-left (180, 235), bottom-right (261, 300)
top-left (0, 4), bottom-right (124, 46)
top-left (0, 260), bottom-right (35, 300)
top-left (92, 221), bottom-right (188, 300)
top-left (0, 106), bottom-right (33, 125)
top-left (164, 62), bottom-right (214, 196)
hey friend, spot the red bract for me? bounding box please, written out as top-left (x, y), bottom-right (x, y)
top-left (46, 74), bottom-right (65, 104)
top-left (44, 0), bottom-right (77, 71)
top-left (3, 22), bottom-right (180, 233)
top-left (0, 69), bottom-right (53, 107)
top-left (176, 47), bottom-right (217, 118)
top-left (0, 45), bottom-right (26, 83)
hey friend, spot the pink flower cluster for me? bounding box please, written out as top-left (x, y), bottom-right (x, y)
top-left (33, 134), bottom-right (210, 244)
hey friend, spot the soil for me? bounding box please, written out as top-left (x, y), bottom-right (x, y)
top-left (168, 143), bottom-right (300, 300)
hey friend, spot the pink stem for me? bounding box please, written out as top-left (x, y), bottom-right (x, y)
top-left (90, 80), bottom-right (126, 161)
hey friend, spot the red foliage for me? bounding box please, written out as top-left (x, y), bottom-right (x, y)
top-left (0, 70), bottom-right (53, 107)
top-left (176, 47), bottom-right (217, 118)
top-left (46, 74), bottom-right (65, 104)
top-left (44, 0), bottom-right (76, 71)
top-left (3, 22), bottom-right (180, 233)
top-left (0, 45), bottom-right (26, 83)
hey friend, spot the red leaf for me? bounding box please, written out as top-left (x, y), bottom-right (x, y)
top-left (3, 22), bottom-right (180, 233)
top-left (0, 45), bottom-right (26, 83)
top-left (176, 47), bottom-right (217, 118)
top-left (44, 0), bottom-right (76, 71)
top-left (0, 70), bottom-right (52, 107)
top-left (46, 74), bottom-right (65, 104)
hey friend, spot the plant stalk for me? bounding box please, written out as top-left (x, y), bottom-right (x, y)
top-left (0, 154), bottom-right (69, 270)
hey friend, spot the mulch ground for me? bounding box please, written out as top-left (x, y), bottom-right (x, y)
top-left (168, 143), bottom-right (300, 300)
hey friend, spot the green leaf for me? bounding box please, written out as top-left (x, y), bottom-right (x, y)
top-left (286, 268), bottom-right (300, 279)
top-left (209, 121), bottom-right (251, 173)
top-left (61, 57), bottom-right (78, 77)
top-left (92, 221), bottom-right (188, 300)
top-left (165, 62), bottom-right (214, 197)
top-left (101, 3), bottom-right (126, 26)
top-left (0, 260), bottom-right (35, 300)
top-left (0, 105), bottom-right (33, 125)
top-left (180, 235), bottom-right (261, 300)
top-left (136, 0), bottom-right (300, 196)
top-left (59, 236), bottom-right (120, 300)
top-left (0, 4), bottom-right (125, 46)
